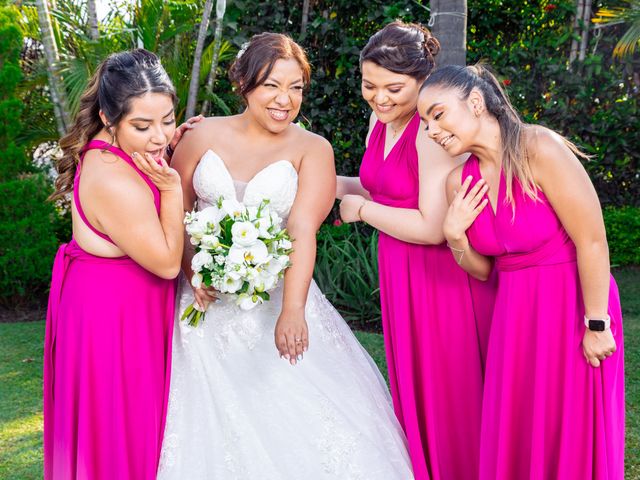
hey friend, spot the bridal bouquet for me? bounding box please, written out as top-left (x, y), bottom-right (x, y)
top-left (181, 197), bottom-right (293, 327)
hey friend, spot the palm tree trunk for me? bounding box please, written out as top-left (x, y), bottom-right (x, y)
top-left (87, 0), bottom-right (99, 41)
top-left (301, 0), bottom-right (310, 37)
top-left (185, 0), bottom-right (214, 119)
top-left (429, 0), bottom-right (467, 66)
top-left (35, 0), bottom-right (70, 136)
top-left (201, 0), bottom-right (227, 116)
top-left (569, 0), bottom-right (585, 64)
top-left (578, 0), bottom-right (593, 61)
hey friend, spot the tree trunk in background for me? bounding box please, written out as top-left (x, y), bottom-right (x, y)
top-left (186, 0), bottom-right (214, 119)
top-left (301, 0), bottom-right (310, 37)
top-left (578, 0), bottom-right (593, 61)
top-left (201, 0), bottom-right (227, 116)
top-left (429, 0), bottom-right (467, 66)
top-left (569, 0), bottom-right (585, 64)
top-left (87, 0), bottom-right (99, 40)
top-left (35, 0), bottom-right (70, 136)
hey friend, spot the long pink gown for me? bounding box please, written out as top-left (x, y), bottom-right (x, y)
top-left (360, 112), bottom-right (492, 479)
top-left (44, 140), bottom-right (176, 479)
top-left (461, 155), bottom-right (625, 479)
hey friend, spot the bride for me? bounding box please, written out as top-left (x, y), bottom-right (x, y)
top-left (156, 33), bottom-right (413, 479)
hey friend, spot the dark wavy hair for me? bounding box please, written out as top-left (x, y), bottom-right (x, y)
top-left (360, 21), bottom-right (440, 81)
top-left (228, 32), bottom-right (311, 99)
top-left (50, 49), bottom-right (177, 201)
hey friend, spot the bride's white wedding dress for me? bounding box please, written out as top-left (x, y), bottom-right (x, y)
top-left (157, 151), bottom-right (413, 480)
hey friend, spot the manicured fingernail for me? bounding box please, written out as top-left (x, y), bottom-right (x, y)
top-left (284, 354), bottom-right (290, 360)
top-left (291, 358), bottom-right (297, 366)
top-left (214, 298), bottom-right (221, 304)
top-left (303, 346), bottom-right (308, 352)
top-left (297, 354), bottom-right (303, 361)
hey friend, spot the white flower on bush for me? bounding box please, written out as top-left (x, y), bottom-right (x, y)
top-left (222, 198), bottom-right (246, 219)
top-left (214, 254), bottom-right (225, 265)
top-left (192, 250), bottom-right (214, 272)
top-left (231, 221), bottom-right (259, 247)
top-left (228, 241), bottom-right (269, 265)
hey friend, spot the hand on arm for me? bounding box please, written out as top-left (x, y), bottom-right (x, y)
top-left (339, 136), bottom-right (455, 245)
top-left (275, 137), bottom-right (336, 365)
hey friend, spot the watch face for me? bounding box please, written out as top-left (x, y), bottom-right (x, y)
top-left (588, 319), bottom-right (606, 332)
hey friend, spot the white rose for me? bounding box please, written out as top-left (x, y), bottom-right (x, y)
top-left (191, 250), bottom-right (213, 272)
top-left (191, 273), bottom-right (203, 289)
top-left (231, 221), bottom-right (259, 247)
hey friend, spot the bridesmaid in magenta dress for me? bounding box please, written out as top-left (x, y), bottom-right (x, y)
top-left (420, 64), bottom-right (624, 479)
top-left (44, 50), bottom-right (189, 479)
top-left (338, 22), bottom-right (494, 479)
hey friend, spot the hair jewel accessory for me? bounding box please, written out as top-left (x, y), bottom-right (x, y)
top-left (236, 42), bottom-right (250, 60)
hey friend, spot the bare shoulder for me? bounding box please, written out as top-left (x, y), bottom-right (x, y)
top-left (82, 151), bottom-right (150, 201)
top-left (295, 125), bottom-right (334, 160)
top-left (183, 116), bottom-right (233, 145)
top-left (525, 125), bottom-right (572, 166)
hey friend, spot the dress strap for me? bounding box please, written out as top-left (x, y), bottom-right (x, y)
top-left (73, 140), bottom-right (162, 245)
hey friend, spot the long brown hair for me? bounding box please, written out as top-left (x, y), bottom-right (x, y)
top-left (421, 64), bottom-right (587, 207)
top-left (50, 49), bottom-right (177, 201)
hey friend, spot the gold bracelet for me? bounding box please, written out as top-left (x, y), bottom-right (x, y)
top-left (357, 199), bottom-right (367, 222)
top-left (446, 242), bottom-right (465, 265)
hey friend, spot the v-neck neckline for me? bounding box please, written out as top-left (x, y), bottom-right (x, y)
top-left (472, 155), bottom-right (503, 217)
top-left (381, 112), bottom-right (417, 162)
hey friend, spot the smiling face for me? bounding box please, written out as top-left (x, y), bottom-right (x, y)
top-left (417, 85), bottom-right (484, 156)
top-left (105, 92), bottom-right (176, 162)
top-left (244, 58), bottom-right (304, 134)
top-left (361, 61), bottom-right (422, 125)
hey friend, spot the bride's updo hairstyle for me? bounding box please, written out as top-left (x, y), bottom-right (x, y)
top-left (360, 21), bottom-right (440, 81)
top-left (50, 49), bottom-right (177, 201)
top-left (228, 32), bottom-right (311, 100)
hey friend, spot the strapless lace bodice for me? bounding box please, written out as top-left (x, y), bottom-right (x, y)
top-left (192, 150), bottom-right (298, 222)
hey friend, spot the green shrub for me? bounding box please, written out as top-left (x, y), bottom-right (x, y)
top-left (314, 223), bottom-right (381, 328)
top-left (604, 206), bottom-right (640, 266)
top-left (0, 174), bottom-right (60, 306)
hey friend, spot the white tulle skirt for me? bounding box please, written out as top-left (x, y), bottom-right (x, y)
top-left (157, 274), bottom-right (413, 480)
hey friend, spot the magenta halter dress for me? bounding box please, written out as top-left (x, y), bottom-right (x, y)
top-left (360, 113), bottom-right (492, 479)
top-left (461, 155), bottom-right (625, 479)
top-left (44, 140), bottom-right (176, 479)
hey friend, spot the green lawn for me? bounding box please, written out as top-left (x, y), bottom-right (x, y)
top-left (1, 267), bottom-right (638, 478)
